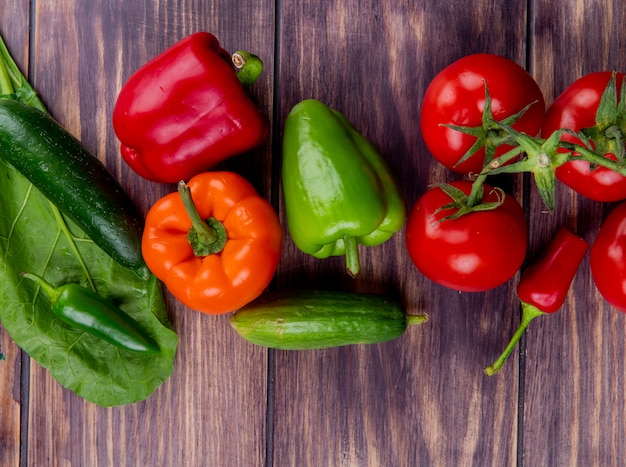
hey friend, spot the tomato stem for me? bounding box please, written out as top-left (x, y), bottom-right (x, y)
top-left (467, 173), bottom-right (488, 206)
top-left (485, 301), bottom-right (545, 376)
top-left (561, 142), bottom-right (626, 176)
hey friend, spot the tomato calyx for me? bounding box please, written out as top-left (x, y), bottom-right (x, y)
top-left (577, 72), bottom-right (626, 161)
top-left (443, 82), bottom-right (536, 171)
top-left (178, 180), bottom-right (228, 256)
top-left (479, 124), bottom-right (568, 211)
top-left (434, 182), bottom-right (505, 221)
top-left (444, 75), bottom-right (626, 211)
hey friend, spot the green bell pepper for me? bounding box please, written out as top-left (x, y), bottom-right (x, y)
top-left (282, 99), bottom-right (406, 276)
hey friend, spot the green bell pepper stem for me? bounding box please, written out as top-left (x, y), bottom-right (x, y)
top-left (344, 235), bottom-right (360, 277)
top-left (484, 301), bottom-right (545, 376)
top-left (232, 51), bottom-right (263, 88)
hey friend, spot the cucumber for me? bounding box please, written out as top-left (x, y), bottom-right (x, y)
top-left (0, 99), bottom-right (148, 278)
top-left (230, 289), bottom-right (428, 350)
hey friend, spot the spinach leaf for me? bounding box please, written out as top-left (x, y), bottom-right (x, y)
top-left (0, 160), bottom-right (178, 407)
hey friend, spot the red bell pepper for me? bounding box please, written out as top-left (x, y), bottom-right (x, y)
top-left (485, 226), bottom-right (589, 375)
top-left (112, 32), bottom-right (269, 183)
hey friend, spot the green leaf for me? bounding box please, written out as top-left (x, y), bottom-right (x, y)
top-left (0, 161), bottom-right (178, 407)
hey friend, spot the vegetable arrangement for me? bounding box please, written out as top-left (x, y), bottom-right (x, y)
top-left (1, 23), bottom-right (625, 408)
top-left (411, 53), bottom-right (626, 372)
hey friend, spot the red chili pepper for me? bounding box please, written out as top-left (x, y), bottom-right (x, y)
top-left (112, 32), bottom-right (269, 183)
top-left (485, 226), bottom-right (589, 375)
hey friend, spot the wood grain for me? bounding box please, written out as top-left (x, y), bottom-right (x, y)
top-left (1, 0), bottom-right (626, 465)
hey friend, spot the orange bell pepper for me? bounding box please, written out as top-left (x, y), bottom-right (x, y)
top-left (142, 172), bottom-right (283, 314)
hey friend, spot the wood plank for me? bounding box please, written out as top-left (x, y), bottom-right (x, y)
top-left (0, 3), bottom-right (32, 465)
top-left (526, 0), bottom-right (626, 464)
top-left (22, 1), bottom-right (275, 465)
top-left (272, 0), bottom-right (530, 465)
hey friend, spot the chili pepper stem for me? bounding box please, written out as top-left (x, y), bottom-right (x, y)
top-left (485, 301), bottom-right (546, 376)
top-left (232, 51), bottom-right (263, 87)
top-left (344, 235), bottom-right (360, 277)
top-left (21, 272), bottom-right (62, 304)
top-left (178, 181), bottom-right (228, 256)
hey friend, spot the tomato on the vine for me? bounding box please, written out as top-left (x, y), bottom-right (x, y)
top-left (541, 71), bottom-right (626, 202)
top-left (420, 53), bottom-right (545, 175)
top-left (590, 201), bottom-right (626, 312)
top-left (405, 180), bottom-right (527, 292)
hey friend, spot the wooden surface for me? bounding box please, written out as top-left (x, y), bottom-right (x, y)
top-left (1, 0), bottom-right (625, 465)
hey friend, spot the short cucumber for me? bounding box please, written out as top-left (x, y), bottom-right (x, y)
top-left (230, 289), bottom-right (428, 350)
top-left (0, 99), bottom-right (148, 278)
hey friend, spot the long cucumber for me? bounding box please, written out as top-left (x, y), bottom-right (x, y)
top-left (0, 99), bottom-right (148, 278)
top-left (230, 290), bottom-right (428, 350)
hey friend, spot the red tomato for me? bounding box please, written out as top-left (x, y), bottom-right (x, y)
top-left (541, 71), bottom-right (626, 202)
top-left (420, 53), bottom-right (545, 174)
top-left (590, 201), bottom-right (626, 312)
top-left (405, 180), bottom-right (528, 292)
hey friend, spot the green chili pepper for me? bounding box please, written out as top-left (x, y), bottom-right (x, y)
top-left (22, 273), bottom-right (159, 354)
top-left (282, 99), bottom-right (406, 276)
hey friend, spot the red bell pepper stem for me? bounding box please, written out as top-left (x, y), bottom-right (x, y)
top-left (232, 51), bottom-right (264, 88)
top-left (177, 181), bottom-right (227, 256)
top-left (484, 302), bottom-right (545, 376)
